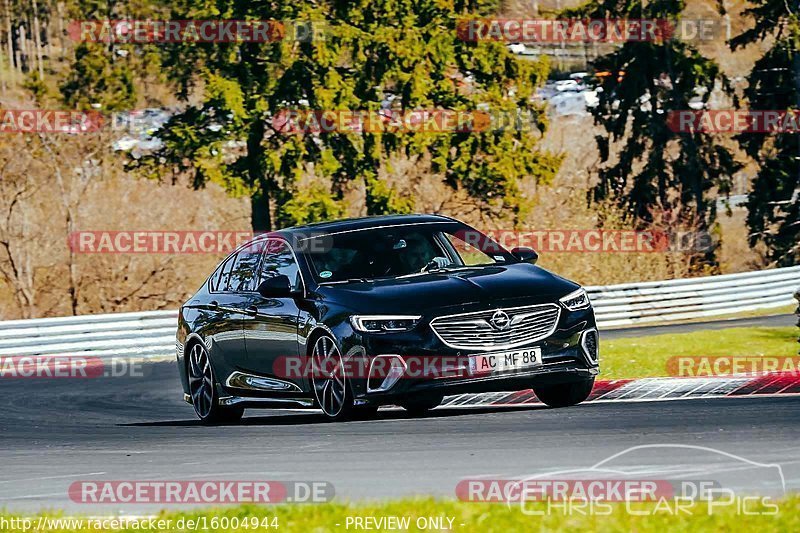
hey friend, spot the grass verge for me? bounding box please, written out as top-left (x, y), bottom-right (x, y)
top-left (600, 326), bottom-right (799, 380)
top-left (2, 496), bottom-right (799, 532)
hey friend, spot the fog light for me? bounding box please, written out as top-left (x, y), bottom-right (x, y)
top-left (367, 355), bottom-right (406, 393)
top-left (581, 329), bottom-right (599, 364)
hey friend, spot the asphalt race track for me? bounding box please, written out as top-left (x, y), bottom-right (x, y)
top-left (1, 314), bottom-right (798, 514)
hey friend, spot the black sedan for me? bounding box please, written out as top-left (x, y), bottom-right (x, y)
top-left (177, 214), bottom-right (599, 423)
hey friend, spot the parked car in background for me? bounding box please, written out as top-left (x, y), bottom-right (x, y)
top-left (554, 79), bottom-right (580, 92)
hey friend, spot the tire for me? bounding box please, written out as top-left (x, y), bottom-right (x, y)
top-left (187, 342), bottom-right (244, 424)
top-left (533, 378), bottom-right (595, 408)
top-left (311, 334), bottom-right (356, 421)
top-left (400, 394), bottom-right (444, 416)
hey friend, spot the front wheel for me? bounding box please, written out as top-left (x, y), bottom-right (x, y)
top-left (533, 378), bottom-right (595, 408)
top-left (311, 334), bottom-right (355, 421)
top-left (187, 343), bottom-right (244, 424)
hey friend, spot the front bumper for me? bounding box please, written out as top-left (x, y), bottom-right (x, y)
top-left (347, 306), bottom-right (599, 404)
top-left (360, 351), bottom-right (597, 405)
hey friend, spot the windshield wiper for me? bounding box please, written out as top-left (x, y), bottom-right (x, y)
top-left (320, 277), bottom-right (371, 284)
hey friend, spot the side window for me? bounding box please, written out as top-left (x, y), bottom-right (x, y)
top-left (443, 232), bottom-right (498, 266)
top-left (209, 252), bottom-right (237, 292)
top-left (226, 241), bottom-right (265, 292)
top-left (394, 232), bottom-right (446, 272)
top-left (258, 240), bottom-right (301, 292)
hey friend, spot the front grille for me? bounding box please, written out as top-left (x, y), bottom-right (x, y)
top-left (430, 304), bottom-right (561, 350)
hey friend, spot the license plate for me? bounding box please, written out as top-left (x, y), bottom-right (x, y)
top-left (469, 347), bottom-right (542, 375)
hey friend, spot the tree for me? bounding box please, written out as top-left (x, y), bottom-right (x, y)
top-left (60, 42), bottom-right (137, 110)
top-left (133, 0), bottom-right (560, 230)
top-left (0, 138), bottom-right (49, 318)
top-left (60, 1), bottom-right (171, 110)
top-left (731, 0), bottom-right (800, 266)
top-left (573, 0), bottom-right (740, 269)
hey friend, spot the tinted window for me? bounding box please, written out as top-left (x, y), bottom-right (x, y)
top-left (311, 230), bottom-right (443, 278)
top-left (258, 240), bottom-right (302, 292)
top-left (226, 241), bottom-right (265, 292)
top-left (209, 253), bottom-right (237, 292)
top-left (303, 224), bottom-right (512, 282)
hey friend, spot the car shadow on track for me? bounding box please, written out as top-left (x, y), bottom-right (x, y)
top-left (119, 404), bottom-right (552, 427)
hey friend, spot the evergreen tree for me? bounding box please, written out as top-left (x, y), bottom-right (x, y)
top-left (574, 0), bottom-right (740, 268)
top-left (731, 0), bottom-right (800, 266)
top-left (131, 0), bottom-right (560, 230)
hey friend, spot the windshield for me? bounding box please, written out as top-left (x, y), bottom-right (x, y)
top-left (303, 223), bottom-right (514, 283)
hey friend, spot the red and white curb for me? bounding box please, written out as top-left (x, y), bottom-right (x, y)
top-left (439, 372), bottom-right (800, 408)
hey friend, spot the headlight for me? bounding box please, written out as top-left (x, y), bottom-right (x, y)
top-left (560, 288), bottom-right (591, 311)
top-left (350, 315), bottom-right (421, 333)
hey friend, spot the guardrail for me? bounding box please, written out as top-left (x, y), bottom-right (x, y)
top-left (0, 267), bottom-right (798, 360)
top-left (587, 266), bottom-right (800, 328)
top-left (0, 310), bottom-right (177, 359)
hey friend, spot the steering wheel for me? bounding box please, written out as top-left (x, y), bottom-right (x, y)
top-left (420, 256), bottom-right (450, 273)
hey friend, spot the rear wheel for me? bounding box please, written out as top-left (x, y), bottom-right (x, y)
top-left (187, 343), bottom-right (244, 424)
top-left (400, 394), bottom-right (444, 416)
top-left (533, 378), bottom-right (595, 408)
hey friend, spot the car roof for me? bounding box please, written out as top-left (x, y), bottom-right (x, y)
top-left (273, 214), bottom-right (457, 239)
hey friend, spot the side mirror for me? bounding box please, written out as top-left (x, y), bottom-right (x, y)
top-left (511, 246), bottom-right (539, 265)
top-left (257, 275), bottom-right (293, 298)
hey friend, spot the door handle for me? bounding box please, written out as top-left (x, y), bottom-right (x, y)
top-left (246, 306), bottom-right (259, 316)
top-left (209, 300), bottom-right (219, 310)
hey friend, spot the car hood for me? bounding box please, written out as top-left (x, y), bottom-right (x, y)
top-left (315, 263), bottom-right (580, 316)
